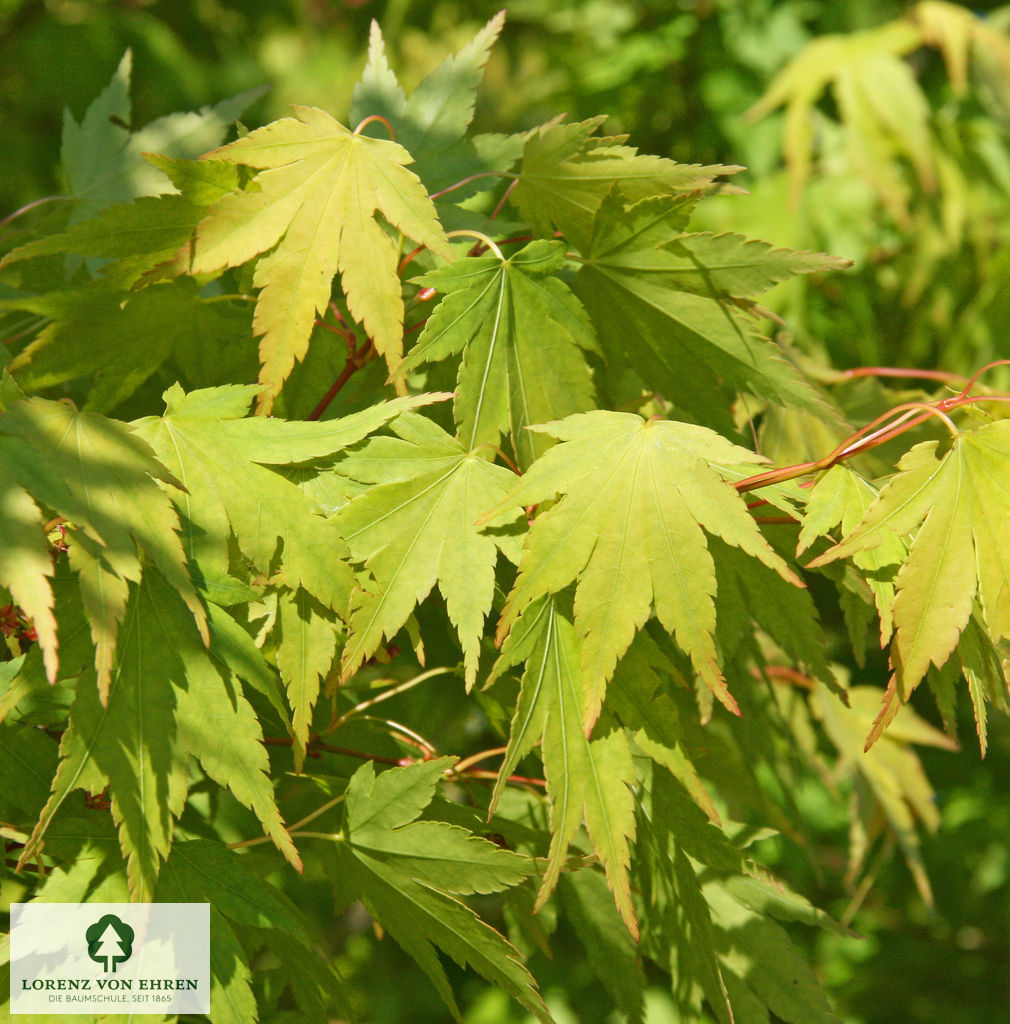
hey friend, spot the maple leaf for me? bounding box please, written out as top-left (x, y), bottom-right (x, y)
top-left (158, 840), bottom-right (344, 1020)
top-left (799, 463), bottom-right (905, 643)
top-left (20, 568), bottom-right (298, 900)
top-left (488, 595), bottom-right (639, 937)
top-left (514, 116), bottom-right (742, 250)
top-left (275, 586), bottom-right (338, 760)
top-left (810, 422), bottom-right (1010, 717)
top-left (333, 413), bottom-right (524, 687)
top-left (813, 682), bottom-right (955, 906)
top-left (495, 410), bottom-right (801, 728)
top-left (336, 759), bottom-right (548, 1023)
top-left (61, 49), bottom-right (261, 223)
top-left (351, 13), bottom-right (507, 197)
top-left (396, 240), bottom-right (598, 468)
top-left (132, 385), bottom-right (441, 614)
top-left (172, 106), bottom-right (452, 408)
top-left (747, 20), bottom-right (933, 218)
top-left (9, 279), bottom-right (252, 413)
top-left (573, 190), bottom-right (839, 428)
top-left (0, 394), bottom-right (205, 699)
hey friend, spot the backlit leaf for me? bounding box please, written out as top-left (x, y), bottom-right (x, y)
top-left (174, 106), bottom-right (452, 407)
top-left (496, 410), bottom-right (801, 727)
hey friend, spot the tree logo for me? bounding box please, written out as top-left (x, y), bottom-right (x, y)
top-left (85, 914), bottom-right (135, 974)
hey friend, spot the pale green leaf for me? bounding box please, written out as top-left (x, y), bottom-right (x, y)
top-left (21, 569), bottom-right (298, 898)
top-left (515, 117), bottom-right (741, 250)
top-left (496, 411), bottom-right (800, 727)
top-left (61, 50), bottom-right (261, 222)
top-left (0, 395), bottom-right (204, 694)
top-left (337, 760), bottom-right (550, 1023)
top-left (132, 386), bottom-right (437, 612)
top-left (173, 106), bottom-right (452, 406)
top-left (275, 586), bottom-right (338, 757)
top-left (344, 761), bottom-right (531, 895)
top-left (0, 471), bottom-right (57, 683)
top-left (800, 463), bottom-right (905, 643)
top-left (705, 882), bottom-right (842, 1024)
top-left (814, 684), bottom-right (955, 905)
top-left (345, 757), bottom-right (453, 833)
top-left (811, 422), bottom-right (1010, 707)
top-left (352, 13), bottom-right (507, 196)
top-left (334, 414), bottom-right (523, 686)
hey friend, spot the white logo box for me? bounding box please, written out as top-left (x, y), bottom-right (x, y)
top-left (10, 903), bottom-right (210, 1015)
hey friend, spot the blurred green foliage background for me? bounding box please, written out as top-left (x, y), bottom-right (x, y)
top-left (3, 1), bottom-right (1009, 1021)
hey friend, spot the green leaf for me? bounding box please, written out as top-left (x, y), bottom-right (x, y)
top-left (334, 414), bottom-right (523, 686)
top-left (514, 116), bottom-right (741, 250)
top-left (490, 596), bottom-right (638, 937)
top-left (352, 13), bottom-right (507, 196)
top-left (496, 411), bottom-right (801, 727)
top-left (275, 587), bottom-right (338, 758)
top-left (573, 191), bottom-right (830, 427)
top-left (132, 386), bottom-right (439, 613)
top-left (0, 469), bottom-right (57, 683)
top-left (559, 869), bottom-right (646, 1024)
top-left (814, 684), bottom-right (955, 905)
top-left (173, 106), bottom-right (452, 408)
top-left (338, 760), bottom-right (549, 1023)
top-left (0, 195), bottom-right (208, 283)
top-left (0, 394), bottom-right (204, 695)
top-left (799, 463), bottom-right (904, 643)
top-left (157, 839), bottom-right (313, 937)
top-left (607, 634), bottom-right (719, 823)
top-left (345, 761), bottom-right (532, 894)
top-left (61, 50), bottom-right (261, 222)
top-left (637, 768), bottom-right (735, 1024)
top-left (11, 279), bottom-right (250, 413)
top-left (21, 568), bottom-right (298, 899)
top-left (810, 422), bottom-right (1010, 717)
top-left (705, 882), bottom-right (842, 1024)
top-left (397, 240), bottom-right (597, 468)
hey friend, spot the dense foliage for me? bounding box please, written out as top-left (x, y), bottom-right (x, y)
top-left (3, 4), bottom-right (1010, 1023)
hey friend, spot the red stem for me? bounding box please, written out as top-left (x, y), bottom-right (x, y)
top-left (307, 340), bottom-right (374, 420)
top-left (735, 361), bottom-right (1010, 494)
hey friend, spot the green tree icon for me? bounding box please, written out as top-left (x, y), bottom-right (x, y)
top-left (85, 914), bottom-right (134, 974)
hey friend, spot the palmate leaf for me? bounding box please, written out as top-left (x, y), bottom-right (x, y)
top-left (514, 116), bottom-right (742, 250)
top-left (810, 421), bottom-right (1010, 737)
top-left (61, 50), bottom-right (261, 223)
top-left (573, 190), bottom-right (839, 428)
top-left (169, 106), bottom-right (452, 408)
top-left (9, 279), bottom-right (252, 413)
top-left (747, 20), bottom-right (926, 212)
top-left (275, 586), bottom-right (338, 760)
top-left (131, 385), bottom-right (440, 614)
top-left (813, 683), bottom-right (955, 906)
top-left (0, 394), bottom-right (204, 698)
top-left (489, 595), bottom-right (638, 937)
top-left (333, 414), bottom-right (523, 686)
top-left (495, 411), bottom-right (801, 729)
top-left (396, 240), bottom-right (598, 468)
top-left (19, 568), bottom-right (299, 901)
top-left (336, 759), bottom-right (547, 1023)
top-left (157, 840), bottom-right (348, 1022)
top-left (799, 463), bottom-right (905, 643)
top-left (351, 13), bottom-right (507, 197)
